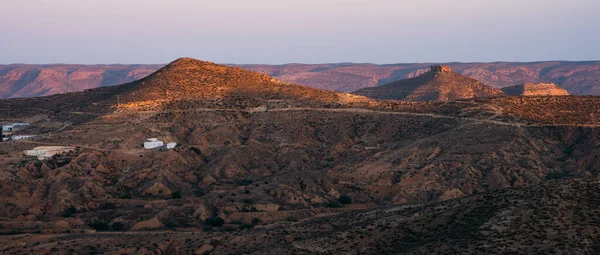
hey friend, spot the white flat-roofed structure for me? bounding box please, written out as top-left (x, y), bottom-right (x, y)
top-left (3, 123), bottom-right (30, 132)
top-left (166, 142), bottom-right (177, 149)
top-left (24, 146), bottom-right (75, 160)
top-left (2, 123), bottom-right (31, 142)
top-left (12, 135), bottom-right (37, 140)
top-left (144, 138), bottom-right (164, 149)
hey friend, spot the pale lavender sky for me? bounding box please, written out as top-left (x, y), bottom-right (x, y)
top-left (1, 0), bottom-right (599, 64)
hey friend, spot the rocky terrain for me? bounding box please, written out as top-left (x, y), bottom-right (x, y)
top-left (2, 61), bottom-right (600, 99)
top-left (2, 178), bottom-right (600, 254)
top-left (502, 82), bottom-right (570, 96)
top-left (353, 65), bottom-right (504, 101)
top-left (1, 58), bottom-right (600, 254)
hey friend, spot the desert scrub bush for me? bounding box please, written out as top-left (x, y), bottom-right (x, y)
top-left (90, 219), bottom-right (109, 231)
top-left (239, 223), bottom-right (254, 230)
top-left (119, 194), bottom-right (132, 199)
top-left (62, 206), bottom-right (77, 217)
top-left (110, 222), bottom-right (127, 231)
top-left (235, 179), bottom-right (253, 186)
top-left (326, 202), bottom-right (343, 208)
top-left (33, 161), bottom-right (43, 168)
top-left (194, 189), bottom-right (205, 197)
top-left (338, 195), bottom-right (352, 205)
top-left (205, 217), bottom-right (225, 227)
top-left (170, 190), bottom-right (182, 199)
top-left (100, 202), bottom-right (116, 210)
top-left (190, 147), bottom-right (201, 155)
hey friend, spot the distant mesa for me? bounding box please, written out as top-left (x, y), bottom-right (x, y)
top-left (352, 65), bottom-right (504, 101)
top-left (502, 82), bottom-right (570, 96)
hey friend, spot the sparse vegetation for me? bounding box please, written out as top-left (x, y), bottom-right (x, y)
top-left (239, 223), bottom-right (254, 230)
top-left (235, 179), bottom-right (253, 186)
top-left (338, 195), bottom-right (352, 205)
top-left (326, 202), bottom-right (343, 208)
top-left (99, 203), bottom-right (116, 210)
top-left (119, 194), bottom-right (132, 199)
top-left (205, 217), bottom-right (225, 227)
top-left (170, 191), bottom-right (182, 199)
top-left (110, 222), bottom-right (126, 231)
top-left (190, 147), bottom-right (201, 155)
top-left (62, 206), bottom-right (77, 217)
top-left (90, 220), bottom-right (109, 231)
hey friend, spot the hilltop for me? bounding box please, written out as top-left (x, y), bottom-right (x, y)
top-left (108, 57), bottom-right (355, 103)
top-left (502, 82), bottom-right (570, 96)
top-left (353, 65), bottom-right (504, 101)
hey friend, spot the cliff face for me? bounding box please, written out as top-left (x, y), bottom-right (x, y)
top-left (502, 82), bottom-right (570, 96)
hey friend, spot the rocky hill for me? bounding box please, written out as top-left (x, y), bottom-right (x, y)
top-left (352, 65), bottom-right (504, 101)
top-left (107, 57), bottom-right (368, 107)
top-left (2, 61), bottom-right (600, 99)
top-left (2, 58), bottom-right (600, 254)
top-left (502, 82), bottom-right (570, 96)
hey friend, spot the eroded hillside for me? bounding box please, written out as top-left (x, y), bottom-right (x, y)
top-left (2, 179), bottom-right (599, 254)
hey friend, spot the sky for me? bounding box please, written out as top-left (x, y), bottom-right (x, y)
top-left (1, 0), bottom-right (600, 64)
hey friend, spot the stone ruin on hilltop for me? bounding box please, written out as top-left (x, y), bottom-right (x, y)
top-left (431, 65), bottom-right (452, 73)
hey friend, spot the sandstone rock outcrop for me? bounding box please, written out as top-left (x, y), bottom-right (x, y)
top-left (502, 82), bottom-right (570, 96)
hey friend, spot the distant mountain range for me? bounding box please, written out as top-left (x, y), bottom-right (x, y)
top-left (0, 64), bottom-right (161, 99)
top-left (1, 61), bottom-right (599, 99)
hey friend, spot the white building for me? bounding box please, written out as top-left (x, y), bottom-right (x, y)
top-left (144, 138), bottom-right (164, 149)
top-left (2, 123), bottom-right (31, 142)
top-left (166, 142), bottom-right (177, 149)
top-left (24, 146), bottom-right (74, 160)
top-left (12, 135), bottom-right (37, 140)
top-left (2, 125), bottom-right (13, 132)
top-left (3, 123), bottom-right (30, 132)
